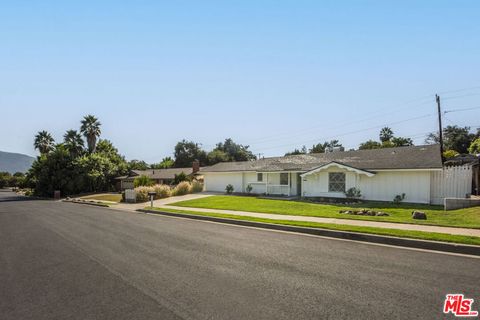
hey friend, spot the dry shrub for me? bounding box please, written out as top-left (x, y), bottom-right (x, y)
top-left (172, 181), bottom-right (192, 196)
top-left (191, 181), bottom-right (204, 193)
top-left (154, 184), bottom-right (171, 198)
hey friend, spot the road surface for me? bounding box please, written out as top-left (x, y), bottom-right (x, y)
top-left (1, 190), bottom-right (479, 319)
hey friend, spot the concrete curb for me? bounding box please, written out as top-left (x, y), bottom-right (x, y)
top-left (139, 209), bottom-right (480, 256)
top-left (64, 200), bottom-right (110, 208)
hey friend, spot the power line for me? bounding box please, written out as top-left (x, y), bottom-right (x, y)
top-left (444, 106), bottom-right (480, 113)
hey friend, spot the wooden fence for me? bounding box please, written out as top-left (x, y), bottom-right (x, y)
top-left (430, 165), bottom-right (473, 205)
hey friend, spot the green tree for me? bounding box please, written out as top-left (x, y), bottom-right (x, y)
top-left (34, 130), bottom-right (55, 155)
top-left (211, 138), bottom-right (256, 162)
top-left (309, 140), bottom-right (342, 153)
top-left (64, 130), bottom-right (85, 156)
top-left (390, 137), bottom-right (413, 147)
top-left (128, 160), bottom-right (149, 171)
top-left (0, 172), bottom-right (12, 188)
top-left (80, 115), bottom-right (101, 153)
top-left (425, 125), bottom-right (476, 154)
top-left (151, 157), bottom-right (175, 169)
top-left (469, 138), bottom-right (480, 154)
top-left (285, 146), bottom-right (307, 156)
top-left (174, 140), bottom-right (207, 167)
top-left (359, 140), bottom-right (382, 150)
top-left (173, 172), bottom-right (189, 185)
top-left (379, 127), bottom-right (394, 143)
top-left (134, 175), bottom-right (154, 187)
top-left (207, 149), bottom-right (230, 164)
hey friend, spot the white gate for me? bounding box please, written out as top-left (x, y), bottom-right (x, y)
top-left (430, 165), bottom-right (472, 205)
top-left (125, 189), bottom-right (136, 203)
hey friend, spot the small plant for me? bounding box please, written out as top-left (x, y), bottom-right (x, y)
top-left (225, 184), bottom-right (234, 194)
top-left (172, 181), bottom-right (192, 196)
top-left (246, 184), bottom-right (253, 194)
top-left (344, 187), bottom-right (361, 200)
top-left (134, 175), bottom-right (154, 187)
top-left (393, 193), bottom-right (406, 204)
top-left (191, 181), bottom-right (204, 193)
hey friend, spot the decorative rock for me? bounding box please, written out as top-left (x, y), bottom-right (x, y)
top-left (375, 212), bottom-right (389, 216)
top-left (412, 211), bottom-right (427, 220)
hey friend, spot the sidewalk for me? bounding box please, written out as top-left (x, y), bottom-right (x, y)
top-left (114, 193), bottom-right (214, 211)
top-left (158, 205), bottom-right (480, 237)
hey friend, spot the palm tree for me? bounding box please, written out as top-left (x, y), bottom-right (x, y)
top-left (80, 115), bottom-right (101, 153)
top-left (34, 131), bottom-right (55, 155)
top-left (64, 130), bottom-right (85, 156)
top-left (379, 127), bottom-right (394, 143)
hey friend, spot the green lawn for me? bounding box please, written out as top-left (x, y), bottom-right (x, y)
top-left (168, 195), bottom-right (480, 229)
top-left (80, 193), bottom-right (122, 203)
top-left (150, 207), bottom-right (480, 246)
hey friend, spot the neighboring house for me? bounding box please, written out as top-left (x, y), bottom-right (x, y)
top-left (200, 145), bottom-right (473, 204)
top-left (116, 161), bottom-right (201, 190)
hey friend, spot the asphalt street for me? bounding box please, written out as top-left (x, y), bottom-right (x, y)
top-left (1, 189), bottom-right (479, 319)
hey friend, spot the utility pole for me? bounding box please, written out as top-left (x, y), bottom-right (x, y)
top-left (436, 94), bottom-right (444, 161)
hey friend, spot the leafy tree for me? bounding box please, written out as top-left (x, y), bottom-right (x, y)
top-left (64, 130), bottom-right (85, 156)
top-left (173, 172), bottom-right (189, 185)
top-left (359, 140), bottom-right (382, 150)
top-left (151, 157), bottom-right (175, 169)
top-left (134, 175), bottom-right (154, 187)
top-left (285, 146), bottom-right (307, 156)
top-left (96, 140), bottom-right (128, 174)
top-left (390, 137), bottom-right (413, 147)
top-left (211, 138), bottom-right (256, 162)
top-left (0, 172), bottom-right (12, 188)
top-left (128, 160), bottom-right (149, 171)
top-left (443, 150), bottom-right (459, 159)
top-left (425, 125), bottom-right (476, 154)
top-left (309, 140), bottom-right (343, 153)
top-left (34, 130), bottom-right (55, 155)
top-left (174, 140), bottom-right (207, 167)
top-left (207, 149), bottom-right (230, 164)
top-left (379, 127), bottom-right (394, 143)
top-left (80, 114), bottom-right (101, 153)
top-left (469, 138), bottom-right (480, 154)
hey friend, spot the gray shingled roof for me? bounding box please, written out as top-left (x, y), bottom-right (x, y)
top-left (200, 145), bottom-right (442, 173)
top-left (125, 167), bottom-right (198, 180)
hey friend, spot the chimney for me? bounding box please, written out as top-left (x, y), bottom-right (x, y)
top-left (192, 160), bottom-right (200, 173)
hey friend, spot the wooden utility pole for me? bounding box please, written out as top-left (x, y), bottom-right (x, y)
top-left (436, 94), bottom-right (444, 161)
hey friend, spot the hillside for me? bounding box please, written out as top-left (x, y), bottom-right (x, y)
top-left (0, 151), bottom-right (35, 174)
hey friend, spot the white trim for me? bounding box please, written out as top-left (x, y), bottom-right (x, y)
top-left (301, 162), bottom-right (375, 178)
top-left (372, 168), bottom-right (443, 172)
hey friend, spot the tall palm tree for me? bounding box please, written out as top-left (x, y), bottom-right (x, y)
top-left (64, 130), bottom-right (85, 156)
top-left (80, 115), bottom-right (101, 153)
top-left (34, 131), bottom-right (55, 155)
top-left (379, 127), bottom-right (394, 143)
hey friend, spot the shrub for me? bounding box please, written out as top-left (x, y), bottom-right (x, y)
top-left (344, 187), bottom-right (361, 199)
top-left (191, 181), bottom-right (204, 193)
top-left (246, 184), bottom-right (253, 194)
top-left (393, 193), bottom-right (406, 204)
top-left (172, 181), bottom-right (192, 196)
top-left (173, 172), bottom-right (189, 185)
top-left (225, 184), bottom-right (234, 194)
top-left (153, 184), bottom-right (171, 198)
top-left (134, 186), bottom-right (151, 202)
top-left (134, 175), bottom-right (154, 188)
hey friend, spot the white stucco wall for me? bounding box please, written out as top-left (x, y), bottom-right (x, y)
top-left (302, 168), bottom-right (431, 204)
top-left (204, 172), bottom-right (245, 193)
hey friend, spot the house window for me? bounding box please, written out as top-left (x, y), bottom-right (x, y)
top-left (328, 172), bottom-right (345, 192)
top-left (280, 173), bottom-right (289, 185)
top-left (257, 173), bottom-right (263, 182)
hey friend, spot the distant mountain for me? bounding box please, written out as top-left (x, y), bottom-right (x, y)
top-left (0, 151), bottom-right (35, 174)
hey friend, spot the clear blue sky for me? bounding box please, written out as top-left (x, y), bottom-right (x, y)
top-left (1, 1), bottom-right (479, 161)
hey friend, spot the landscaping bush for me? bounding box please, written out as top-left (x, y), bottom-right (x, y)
top-left (191, 181), bottom-right (204, 193)
top-left (134, 186), bottom-right (151, 202)
top-left (172, 181), bottom-right (192, 196)
top-left (344, 187), bottom-right (361, 200)
top-left (134, 175), bottom-right (154, 187)
top-left (393, 193), bottom-right (406, 204)
top-left (246, 184), bottom-right (253, 194)
top-left (225, 184), bottom-right (234, 194)
top-left (154, 184), bottom-right (171, 198)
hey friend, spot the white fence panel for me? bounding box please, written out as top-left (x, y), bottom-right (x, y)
top-left (430, 165), bottom-right (472, 205)
top-left (125, 189), bottom-right (136, 203)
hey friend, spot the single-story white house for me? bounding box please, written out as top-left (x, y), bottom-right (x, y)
top-left (200, 145), bottom-right (473, 205)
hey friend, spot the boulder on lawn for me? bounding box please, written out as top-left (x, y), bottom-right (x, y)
top-left (376, 212), bottom-right (389, 216)
top-left (412, 211), bottom-right (427, 220)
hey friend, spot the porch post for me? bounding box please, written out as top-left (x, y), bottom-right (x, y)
top-left (288, 172), bottom-right (291, 197)
top-left (265, 173), bottom-right (268, 195)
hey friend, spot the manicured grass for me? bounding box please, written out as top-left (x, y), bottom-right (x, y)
top-left (80, 193), bottom-right (122, 203)
top-left (168, 195), bottom-right (480, 229)
top-left (149, 207), bottom-right (480, 246)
